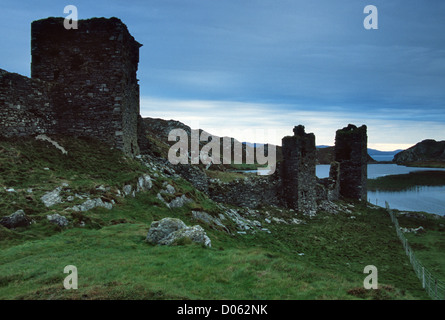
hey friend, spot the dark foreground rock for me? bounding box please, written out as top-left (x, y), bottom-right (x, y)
top-left (0, 210), bottom-right (32, 229)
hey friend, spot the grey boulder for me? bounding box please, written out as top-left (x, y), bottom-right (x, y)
top-left (47, 214), bottom-right (69, 227)
top-left (146, 217), bottom-right (211, 247)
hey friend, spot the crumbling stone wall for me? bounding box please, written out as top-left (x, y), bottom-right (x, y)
top-left (281, 125), bottom-right (317, 214)
top-left (0, 69), bottom-right (56, 137)
top-left (208, 174), bottom-right (282, 208)
top-left (30, 17), bottom-right (142, 155)
top-left (334, 124), bottom-right (367, 201)
top-left (316, 161), bottom-right (340, 202)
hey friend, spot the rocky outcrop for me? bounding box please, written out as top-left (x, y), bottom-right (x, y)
top-left (192, 211), bottom-right (230, 233)
top-left (393, 139), bottom-right (445, 165)
top-left (0, 210), bottom-right (32, 229)
top-left (41, 187), bottom-right (63, 208)
top-left (71, 198), bottom-right (113, 212)
top-left (146, 218), bottom-right (211, 247)
top-left (168, 195), bottom-right (193, 208)
top-left (47, 213), bottom-right (69, 227)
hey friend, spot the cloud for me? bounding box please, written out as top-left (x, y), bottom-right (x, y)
top-left (141, 96), bottom-right (445, 150)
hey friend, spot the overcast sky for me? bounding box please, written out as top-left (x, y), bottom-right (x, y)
top-left (1, 0), bottom-right (445, 150)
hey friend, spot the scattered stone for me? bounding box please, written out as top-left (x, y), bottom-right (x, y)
top-left (168, 195), bottom-right (192, 209)
top-left (41, 187), bottom-right (62, 207)
top-left (71, 198), bottom-right (113, 212)
top-left (0, 210), bottom-right (31, 229)
top-left (401, 226), bottom-right (426, 234)
top-left (47, 214), bottom-right (69, 227)
top-left (192, 211), bottom-right (229, 233)
top-left (225, 209), bottom-right (256, 231)
top-left (291, 218), bottom-right (304, 225)
top-left (157, 193), bottom-right (170, 208)
top-left (272, 217), bottom-right (288, 224)
top-left (137, 174), bottom-right (152, 192)
top-left (252, 220), bottom-right (262, 227)
top-left (123, 185), bottom-right (133, 196)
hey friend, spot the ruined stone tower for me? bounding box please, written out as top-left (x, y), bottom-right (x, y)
top-left (30, 17), bottom-right (142, 155)
top-left (281, 125), bottom-right (317, 214)
top-left (334, 124), bottom-right (367, 201)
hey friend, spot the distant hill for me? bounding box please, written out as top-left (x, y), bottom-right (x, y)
top-left (316, 146), bottom-right (377, 164)
top-left (368, 148), bottom-right (403, 162)
top-left (393, 139), bottom-right (445, 167)
top-left (141, 118), bottom-right (283, 169)
top-left (368, 148), bottom-right (403, 156)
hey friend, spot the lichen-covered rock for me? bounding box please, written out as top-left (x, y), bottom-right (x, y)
top-left (160, 183), bottom-right (175, 195)
top-left (192, 211), bottom-right (229, 233)
top-left (0, 210), bottom-right (32, 229)
top-left (137, 174), bottom-right (153, 192)
top-left (47, 213), bottom-right (69, 227)
top-left (146, 218), bottom-right (187, 244)
top-left (123, 185), bottom-right (133, 196)
top-left (160, 225), bottom-right (211, 247)
top-left (71, 198), bottom-right (113, 212)
top-left (146, 217), bottom-right (211, 247)
top-left (168, 195), bottom-right (192, 208)
top-left (41, 187), bottom-right (63, 207)
top-left (156, 193), bottom-right (170, 208)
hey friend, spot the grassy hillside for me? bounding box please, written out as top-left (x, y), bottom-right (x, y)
top-left (0, 135), bottom-right (434, 300)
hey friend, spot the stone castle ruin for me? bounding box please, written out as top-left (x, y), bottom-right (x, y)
top-left (208, 124), bottom-right (368, 213)
top-left (281, 125), bottom-right (317, 214)
top-left (0, 17), bottom-right (368, 214)
top-left (1, 17), bottom-right (141, 155)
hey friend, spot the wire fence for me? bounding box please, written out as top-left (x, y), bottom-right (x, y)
top-left (385, 201), bottom-right (445, 300)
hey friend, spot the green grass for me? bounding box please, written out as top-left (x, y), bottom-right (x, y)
top-left (367, 171), bottom-right (445, 191)
top-left (0, 136), bottom-right (437, 300)
top-left (0, 135), bottom-right (146, 189)
top-left (0, 135), bottom-right (147, 220)
top-left (0, 194), bottom-right (430, 300)
top-left (398, 212), bottom-right (445, 282)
